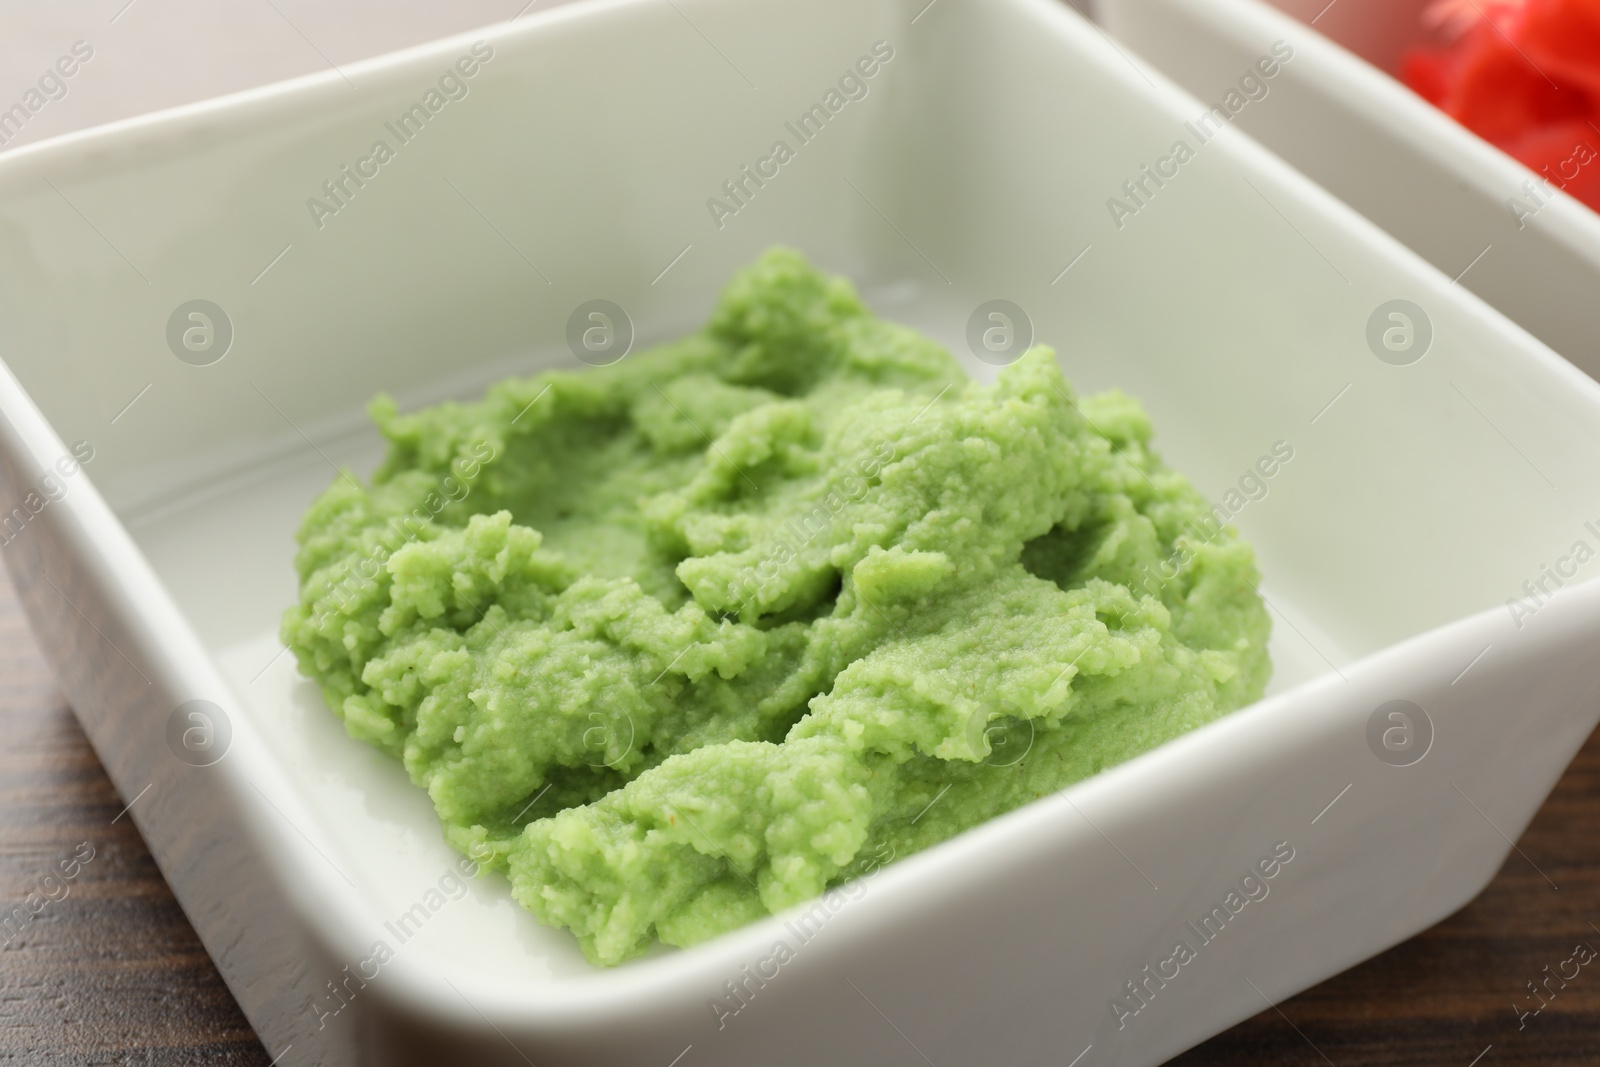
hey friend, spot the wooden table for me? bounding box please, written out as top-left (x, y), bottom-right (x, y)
top-left (2, 557), bottom-right (1597, 1066)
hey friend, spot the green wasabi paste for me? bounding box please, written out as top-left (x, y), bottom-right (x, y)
top-left (283, 248), bottom-right (1271, 965)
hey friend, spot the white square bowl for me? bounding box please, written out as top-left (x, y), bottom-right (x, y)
top-left (3, 0), bottom-right (1600, 1064)
top-left (1098, 0), bottom-right (1600, 383)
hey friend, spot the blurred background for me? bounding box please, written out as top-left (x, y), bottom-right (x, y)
top-left (0, 0), bottom-right (557, 153)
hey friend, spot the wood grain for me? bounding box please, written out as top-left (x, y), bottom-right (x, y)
top-left (0, 564), bottom-right (268, 1066)
top-left (1, 553), bottom-right (1596, 1065)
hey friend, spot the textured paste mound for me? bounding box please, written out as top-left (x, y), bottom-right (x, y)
top-left (283, 248), bottom-right (1272, 965)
